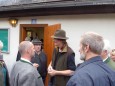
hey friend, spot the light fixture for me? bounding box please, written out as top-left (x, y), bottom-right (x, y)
top-left (9, 18), bottom-right (18, 27)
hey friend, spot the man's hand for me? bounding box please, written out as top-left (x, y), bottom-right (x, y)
top-left (48, 64), bottom-right (53, 72)
top-left (33, 63), bottom-right (39, 68)
top-left (48, 69), bottom-right (57, 77)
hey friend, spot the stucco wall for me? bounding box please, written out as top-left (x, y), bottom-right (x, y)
top-left (0, 14), bottom-right (115, 73)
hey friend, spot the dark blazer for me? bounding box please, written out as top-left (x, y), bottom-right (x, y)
top-left (31, 51), bottom-right (47, 83)
top-left (16, 51), bottom-right (21, 61)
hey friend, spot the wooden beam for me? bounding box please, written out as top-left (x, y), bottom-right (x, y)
top-left (0, 4), bottom-right (115, 18)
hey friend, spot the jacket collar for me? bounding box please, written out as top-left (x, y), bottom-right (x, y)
top-left (59, 45), bottom-right (67, 53)
top-left (20, 58), bottom-right (33, 65)
top-left (77, 56), bottom-right (102, 70)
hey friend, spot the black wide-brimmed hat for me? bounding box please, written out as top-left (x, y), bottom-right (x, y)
top-left (51, 29), bottom-right (68, 40)
top-left (32, 39), bottom-right (42, 45)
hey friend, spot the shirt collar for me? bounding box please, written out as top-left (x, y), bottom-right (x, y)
top-left (104, 57), bottom-right (110, 63)
top-left (20, 58), bottom-right (32, 65)
top-left (103, 57), bottom-right (109, 62)
top-left (59, 45), bottom-right (67, 53)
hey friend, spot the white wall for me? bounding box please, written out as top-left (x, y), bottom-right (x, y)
top-left (0, 14), bottom-right (115, 73)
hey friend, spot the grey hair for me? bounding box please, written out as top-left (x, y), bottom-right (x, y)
top-left (18, 41), bottom-right (33, 56)
top-left (0, 40), bottom-right (3, 50)
top-left (103, 39), bottom-right (111, 54)
top-left (81, 32), bottom-right (104, 55)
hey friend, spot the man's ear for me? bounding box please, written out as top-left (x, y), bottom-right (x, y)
top-left (27, 49), bottom-right (30, 54)
top-left (85, 45), bottom-right (89, 53)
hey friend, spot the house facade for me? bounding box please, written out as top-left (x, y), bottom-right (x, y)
top-left (0, 0), bottom-right (115, 75)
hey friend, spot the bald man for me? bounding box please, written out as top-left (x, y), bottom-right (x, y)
top-left (10, 41), bottom-right (44, 86)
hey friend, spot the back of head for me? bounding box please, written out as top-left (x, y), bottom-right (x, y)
top-left (81, 32), bottom-right (104, 55)
top-left (103, 39), bottom-right (111, 54)
top-left (18, 41), bottom-right (33, 56)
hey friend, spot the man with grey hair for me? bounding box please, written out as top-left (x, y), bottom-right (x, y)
top-left (10, 41), bottom-right (44, 86)
top-left (101, 39), bottom-right (115, 70)
top-left (67, 32), bottom-right (115, 86)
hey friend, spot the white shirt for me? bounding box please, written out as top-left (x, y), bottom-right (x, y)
top-left (103, 57), bottom-right (109, 62)
top-left (21, 58), bottom-right (32, 64)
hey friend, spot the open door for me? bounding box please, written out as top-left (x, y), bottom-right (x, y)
top-left (44, 24), bottom-right (61, 65)
top-left (44, 24), bottom-right (61, 86)
top-left (20, 27), bottom-right (27, 42)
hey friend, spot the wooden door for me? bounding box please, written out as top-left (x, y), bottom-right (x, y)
top-left (44, 24), bottom-right (61, 86)
top-left (20, 27), bottom-right (27, 42)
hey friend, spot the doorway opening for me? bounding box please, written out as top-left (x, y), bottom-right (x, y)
top-left (20, 24), bottom-right (61, 86)
top-left (20, 24), bottom-right (48, 43)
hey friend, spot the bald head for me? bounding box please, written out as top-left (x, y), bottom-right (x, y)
top-left (19, 41), bottom-right (34, 56)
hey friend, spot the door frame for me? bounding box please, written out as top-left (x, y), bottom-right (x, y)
top-left (20, 24), bottom-right (48, 42)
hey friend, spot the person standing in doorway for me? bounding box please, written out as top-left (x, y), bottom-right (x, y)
top-left (31, 39), bottom-right (47, 84)
top-left (48, 29), bottom-right (76, 86)
top-left (10, 41), bottom-right (44, 86)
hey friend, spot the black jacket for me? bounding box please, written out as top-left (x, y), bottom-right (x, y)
top-left (31, 51), bottom-right (47, 83)
top-left (16, 51), bottom-right (21, 61)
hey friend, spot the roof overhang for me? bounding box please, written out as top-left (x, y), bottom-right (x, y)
top-left (0, 0), bottom-right (115, 18)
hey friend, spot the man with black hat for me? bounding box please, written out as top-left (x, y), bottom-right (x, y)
top-left (48, 29), bottom-right (76, 86)
top-left (31, 39), bottom-right (47, 84)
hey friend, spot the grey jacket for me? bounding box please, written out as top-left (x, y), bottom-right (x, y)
top-left (10, 60), bottom-right (44, 86)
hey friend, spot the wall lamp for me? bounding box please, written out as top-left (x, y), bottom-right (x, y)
top-left (9, 18), bottom-right (18, 27)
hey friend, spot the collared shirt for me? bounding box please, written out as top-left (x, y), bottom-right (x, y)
top-left (20, 58), bottom-right (32, 65)
top-left (59, 45), bottom-right (67, 53)
top-left (103, 56), bottom-right (109, 62)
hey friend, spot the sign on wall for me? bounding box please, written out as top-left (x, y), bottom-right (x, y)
top-left (0, 28), bottom-right (10, 53)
